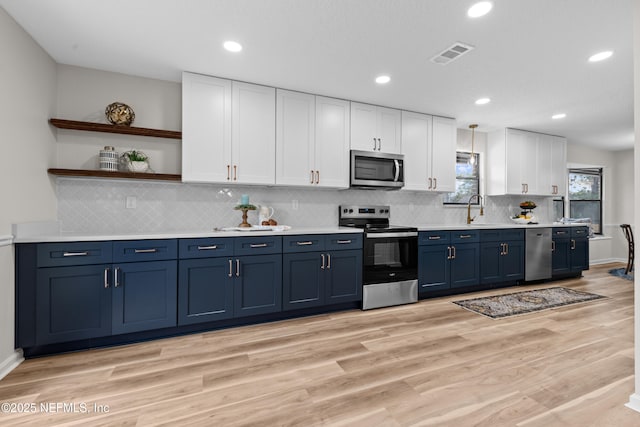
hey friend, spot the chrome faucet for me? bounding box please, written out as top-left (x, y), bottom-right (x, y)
top-left (466, 194), bottom-right (484, 224)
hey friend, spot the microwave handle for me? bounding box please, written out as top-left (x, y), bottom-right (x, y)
top-left (394, 159), bottom-right (401, 182)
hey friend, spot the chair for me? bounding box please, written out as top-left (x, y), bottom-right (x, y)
top-left (620, 224), bottom-right (634, 274)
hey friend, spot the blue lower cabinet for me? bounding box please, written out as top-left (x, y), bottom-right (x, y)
top-left (552, 237), bottom-right (571, 276)
top-left (479, 240), bottom-right (524, 284)
top-left (418, 244), bottom-right (451, 293)
top-left (325, 249), bottom-right (362, 304)
top-left (503, 240), bottom-right (525, 280)
top-left (36, 264), bottom-right (112, 345)
top-left (112, 260), bottom-right (178, 335)
top-left (178, 258), bottom-right (234, 325)
top-left (283, 252), bottom-right (324, 310)
top-left (234, 254), bottom-right (283, 317)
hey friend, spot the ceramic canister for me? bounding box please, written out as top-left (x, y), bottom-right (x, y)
top-left (99, 146), bottom-right (119, 171)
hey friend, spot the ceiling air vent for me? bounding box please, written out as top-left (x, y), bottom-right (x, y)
top-left (430, 42), bottom-right (475, 65)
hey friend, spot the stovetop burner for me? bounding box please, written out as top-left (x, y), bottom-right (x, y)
top-left (338, 205), bottom-right (417, 233)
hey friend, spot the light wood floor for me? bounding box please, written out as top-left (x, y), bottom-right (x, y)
top-left (1, 263), bottom-right (639, 426)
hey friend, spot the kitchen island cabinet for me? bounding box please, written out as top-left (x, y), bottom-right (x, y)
top-left (552, 226), bottom-right (589, 278)
top-left (479, 229), bottom-right (525, 285)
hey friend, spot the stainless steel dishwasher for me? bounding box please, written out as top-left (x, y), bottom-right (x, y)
top-left (525, 228), bottom-right (552, 281)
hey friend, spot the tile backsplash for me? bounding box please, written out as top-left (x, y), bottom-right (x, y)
top-left (57, 178), bottom-right (554, 234)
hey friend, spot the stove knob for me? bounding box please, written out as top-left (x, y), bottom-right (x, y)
top-left (343, 208), bottom-right (348, 213)
top-left (379, 209), bottom-right (384, 214)
top-left (349, 209), bottom-right (353, 213)
top-left (385, 209), bottom-right (389, 213)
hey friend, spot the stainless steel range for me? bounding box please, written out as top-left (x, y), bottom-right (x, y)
top-left (339, 205), bottom-right (418, 310)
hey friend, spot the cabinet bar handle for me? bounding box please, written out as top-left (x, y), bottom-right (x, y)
top-left (63, 251), bottom-right (88, 257)
top-left (296, 241), bottom-right (314, 246)
top-left (377, 138), bottom-right (382, 151)
top-left (250, 243), bottom-right (268, 248)
top-left (571, 239), bottom-right (576, 250)
top-left (552, 241), bottom-right (556, 252)
top-left (104, 267), bottom-right (110, 288)
top-left (228, 259), bottom-right (233, 277)
top-left (315, 170), bottom-right (320, 184)
top-left (504, 243), bottom-right (509, 255)
top-left (134, 248), bottom-right (158, 253)
top-left (433, 178), bottom-right (437, 190)
top-left (227, 165), bottom-right (230, 181)
top-left (337, 240), bottom-right (352, 244)
top-left (310, 170), bottom-right (314, 184)
top-left (447, 246), bottom-right (452, 260)
top-left (556, 231), bottom-right (567, 235)
top-left (372, 137), bottom-right (377, 150)
top-left (500, 243), bottom-right (504, 255)
top-left (197, 245), bottom-right (218, 250)
top-left (114, 267), bottom-right (121, 287)
top-left (321, 254), bottom-right (325, 269)
top-left (451, 246), bottom-right (456, 259)
top-left (459, 234), bottom-right (472, 239)
top-left (327, 253), bottom-right (331, 269)
top-left (428, 236), bottom-right (441, 240)
top-left (428, 177), bottom-right (432, 189)
top-left (233, 165), bottom-right (237, 181)
top-left (236, 259), bottom-right (240, 277)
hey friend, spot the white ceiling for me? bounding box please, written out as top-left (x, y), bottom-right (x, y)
top-left (1, 0), bottom-right (634, 150)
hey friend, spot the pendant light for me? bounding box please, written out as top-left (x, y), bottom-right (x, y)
top-left (469, 124), bottom-right (478, 165)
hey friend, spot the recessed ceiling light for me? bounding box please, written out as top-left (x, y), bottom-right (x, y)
top-left (475, 97), bottom-right (491, 105)
top-left (468, 2), bottom-right (493, 18)
top-left (375, 75), bottom-right (391, 84)
top-left (552, 113), bottom-right (567, 120)
top-left (223, 40), bottom-right (243, 53)
top-left (588, 51), bottom-right (613, 62)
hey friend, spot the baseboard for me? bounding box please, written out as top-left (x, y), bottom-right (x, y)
top-left (590, 258), bottom-right (626, 266)
top-left (626, 393), bottom-right (640, 413)
top-left (0, 350), bottom-right (24, 381)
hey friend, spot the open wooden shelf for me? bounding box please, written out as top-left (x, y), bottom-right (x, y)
top-left (49, 118), bottom-right (182, 140)
top-left (48, 168), bottom-right (182, 182)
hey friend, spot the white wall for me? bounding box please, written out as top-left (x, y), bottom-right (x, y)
top-left (0, 7), bottom-right (58, 378)
top-left (55, 65), bottom-right (182, 174)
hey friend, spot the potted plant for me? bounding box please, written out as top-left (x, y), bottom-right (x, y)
top-left (121, 150), bottom-right (149, 172)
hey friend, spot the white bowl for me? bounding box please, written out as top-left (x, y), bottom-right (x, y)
top-left (511, 215), bottom-right (536, 224)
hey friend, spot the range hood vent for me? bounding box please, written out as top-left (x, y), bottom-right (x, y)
top-left (430, 42), bottom-right (475, 65)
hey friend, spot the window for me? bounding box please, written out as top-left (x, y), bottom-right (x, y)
top-left (443, 152), bottom-right (479, 204)
top-left (568, 168), bottom-right (602, 234)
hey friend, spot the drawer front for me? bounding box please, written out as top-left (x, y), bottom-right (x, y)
top-left (283, 235), bottom-right (325, 253)
top-left (234, 236), bottom-right (282, 256)
top-left (325, 233), bottom-right (363, 251)
top-left (113, 239), bottom-right (178, 262)
top-left (37, 241), bottom-right (113, 267)
top-left (479, 229), bottom-right (502, 242)
top-left (552, 227), bottom-right (571, 238)
top-left (179, 238), bottom-right (234, 259)
top-left (571, 227), bottom-right (589, 238)
top-left (419, 231), bottom-right (450, 246)
top-left (451, 230), bottom-right (480, 244)
top-left (500, 229), bottom-right (524, 241)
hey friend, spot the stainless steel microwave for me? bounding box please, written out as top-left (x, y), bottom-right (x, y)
top-left (350, 150), bottom-right (404, 189)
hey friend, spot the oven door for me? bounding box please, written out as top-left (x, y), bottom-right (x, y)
top-left (363, 232), bottom-right (417, 284)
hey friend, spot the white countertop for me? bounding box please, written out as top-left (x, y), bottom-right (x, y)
top-left (12, 221), bottom-right (589, 243)
top-left (12, 224), bottom-right (363, 243)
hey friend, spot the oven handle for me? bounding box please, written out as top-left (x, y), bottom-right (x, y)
top-left (366, 231), bottom-right (417, 239)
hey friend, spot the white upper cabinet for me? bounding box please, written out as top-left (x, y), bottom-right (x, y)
top-left (314, 96), bottom-right (350, 188)
top-left (182, 72), bottom-right (232, 183)
top-left (488, 128), bottom-right (566, 196)
top-left (182, 73), bottom-right (275, 185)
top-left (231, 82), bottom-right (276, 185)
top-left (276, 90), bottom-right (349, 188)
top-left (350, 102), bottom-right (401, 153)
top-left (401, 112), bottom-right (456, 192)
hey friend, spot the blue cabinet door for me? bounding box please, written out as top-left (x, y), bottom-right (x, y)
top-left (570, 238), bottom-right (589, 272)
top-left (325, 249), bottom-right (362, 304)
top-left (450, 243), bottom-right (480, 288)
top-left (418, 244), bottom-right (450, 293)
top-left (36, 264), bottom-right (112, 345)
top-left (552, 238), bottom-right (571, 276)
top-left (479, 242), bottom-right (502, 284)
top-left (178, 258), bottom-right (234, 325)
top-left (234, 254), bottom-right (282, 317)
top-left (502, 240), bottom-right (525, 280)
top-left (283, 252), bottom-right (324, 310)
top-left (112, 260), bottom-right (177, 334)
